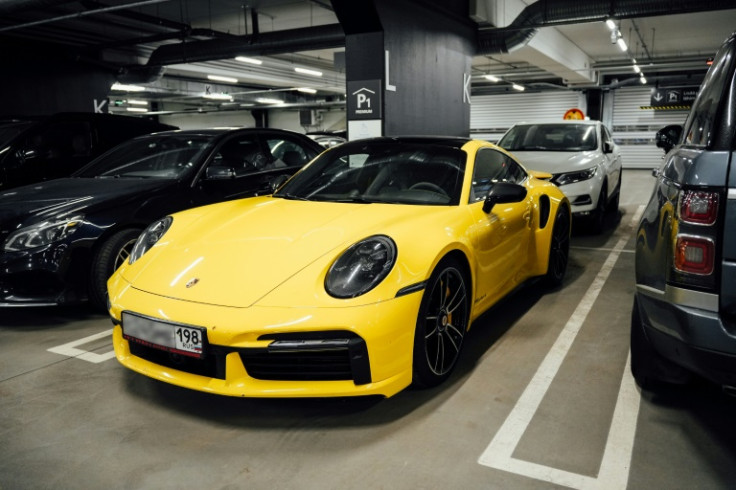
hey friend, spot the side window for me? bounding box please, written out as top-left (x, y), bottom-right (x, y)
top-left (681, 40), bottom-right (735, 148)
top-left (210, 136), bottom-right (269, 176)
top-left (20, 121), bottom-right (92, 160)
top-left (470, 148), bottom-right (526, 202)
top-left (266, 136), bottom-right (319, 168)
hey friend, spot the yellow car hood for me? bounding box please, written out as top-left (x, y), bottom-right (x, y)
top-left (124, 197), bottom-right (443, 308)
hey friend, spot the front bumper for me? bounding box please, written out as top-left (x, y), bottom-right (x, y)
top-left (109, 279), bottom-right (423, 398)
top-left (0, 243), bottom-right (87, 306)
top-left (556, 176), bottom-right (602, 216)
top-left (635, 288), bottom-right (736, 386)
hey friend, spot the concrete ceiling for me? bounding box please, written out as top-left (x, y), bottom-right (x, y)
top-left (1, 0), bottom-right (734, 114)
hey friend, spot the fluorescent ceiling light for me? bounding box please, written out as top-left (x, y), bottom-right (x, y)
top-left (294, 67), bottom-right (322, 77)
top-left (207, 74), bottom-right (238, 83)
top-left (235, 56), bottom-right (262, 65)
top-left (511, 83), bottom-right (525, 92)
top-left (125, 107), bottom-right (148, 113)
top-left (111, 83), bottom-right (145, 92)
top-left (617, 38), bottom-right (628, 51)
top-left (203, 93), bottom-right (233, 100)
top-left (640, 75), bottom-right (647, 84)
top-left (484, 74), bottom-right (501, 82)
top-left (255, 98), bottom-right (284, 104)
top-left (633, 64), bottom-right (641, 74)
top-left (127, 99), bottom-right (148, 106)
top-left (296, 87), bottom-right (317, 94)
top-left (605, 19), bottom-right (616, 30)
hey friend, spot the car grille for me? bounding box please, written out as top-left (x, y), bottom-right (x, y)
top-left (240, 332), bottom-right (371, 385)
top-left (128, 331), bottom-right (371, 385)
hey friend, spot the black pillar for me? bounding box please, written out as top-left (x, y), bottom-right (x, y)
top-left (333, 0), bottom-right (474, 139)
top-left (0, 38), bottom-right (116, 115)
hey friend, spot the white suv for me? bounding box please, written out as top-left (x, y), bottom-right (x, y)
top-left (498, 120), bottom-right (622, 233)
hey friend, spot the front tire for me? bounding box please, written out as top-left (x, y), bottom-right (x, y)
top-left (412, 258), bottom-right (470, 388)
top-left (88, 229), bottom-right (141, 312)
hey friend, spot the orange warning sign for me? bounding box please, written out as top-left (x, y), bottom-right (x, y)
top-left (563, 108), bottom-right (585, 120)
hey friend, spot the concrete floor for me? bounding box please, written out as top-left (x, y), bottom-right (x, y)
top-left (2, 169), bottom-right (736, 489)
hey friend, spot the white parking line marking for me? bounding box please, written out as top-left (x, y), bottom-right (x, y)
top-left (478, 205), bottom-right (645, 489)
top-left (47, 329), bottom-right (115, 363)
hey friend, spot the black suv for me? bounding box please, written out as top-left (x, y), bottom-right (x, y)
top-left (631, 32), bottom-right (736, 392)
top-left (0, 112), bottom-right (176, 189)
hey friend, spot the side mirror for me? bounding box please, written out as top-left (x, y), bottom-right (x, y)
top-left (603, 141), bottom-right (614, 154)
top-left (482, 182), bottom-right (528, 214)
top-left (205, 166), bottom-right (236, 180)
top-left (655, 124), bottom-right (683, 154)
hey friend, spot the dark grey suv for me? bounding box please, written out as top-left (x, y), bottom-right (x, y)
top-left (631, 32), bottom-right (736, 391)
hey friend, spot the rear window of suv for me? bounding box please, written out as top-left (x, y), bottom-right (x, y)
top-left (681, 39), bottom-right (736, 149)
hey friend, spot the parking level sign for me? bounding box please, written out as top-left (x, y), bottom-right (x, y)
top-left (347, 80), bottom-right (382, 120)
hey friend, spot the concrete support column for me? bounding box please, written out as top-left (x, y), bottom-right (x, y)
top-left (333, 0), bottom-right (475, 139)
top-left (0, 38), bottom-right (116, 115)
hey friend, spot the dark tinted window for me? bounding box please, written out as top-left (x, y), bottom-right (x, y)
top-left (681, 38), bottom-right (736, 148)
top-left (499, 124), bottom-right (597, 152)
top-left (470, 148), bottom-right (527, 202)
top-left (275, 141), bottom-right (465, 205)
top-left (0, 121), bottom-right (34, 147)
top-left (77, 133), bottom-right (212, 179)
top-left (266, 135), bottom-right (319, 168)
top-left (209, 136), bottom-right (269, 175)
top-left (18, 121), bottom-right (92, 161)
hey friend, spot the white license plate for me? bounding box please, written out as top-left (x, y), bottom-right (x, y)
top-left (122, 312), bottom-right (205, 358)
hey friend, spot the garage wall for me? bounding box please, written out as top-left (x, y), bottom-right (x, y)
top-left (159, 108), bottom-right (346, 134)
top-left (609, 86), bottom-right (690, 169)
top-left (160, 111), bottom-right (256, 129)
top-left (470, 91), bottom-right (585, 142)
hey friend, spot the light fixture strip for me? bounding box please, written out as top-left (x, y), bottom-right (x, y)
top-left (111, 82), bottom-right (145, 92)
top-left (294, 67), bottom-right (323, 77)
top-left (207, 74), bottom-right (238, 83)
top-left (235, 56), bottom-right (262, 65)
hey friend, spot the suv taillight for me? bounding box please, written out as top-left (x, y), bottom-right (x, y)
top-left (671, 189), bottom-right (720, 286)
top-left (674, 235), bottom-right (715, 275)
top-left (679, 190), bottom-right (719, 225)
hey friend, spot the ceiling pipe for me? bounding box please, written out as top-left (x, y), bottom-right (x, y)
top-left (0, 0), bottom-right (75, 15)
top-left (145, 23), bottom-right (345, 67)
top-left (478, 0), bottom-right (736, 54)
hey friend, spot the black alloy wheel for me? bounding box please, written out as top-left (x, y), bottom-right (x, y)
top-left (412, 258), bottom-right (470, 388)
top-left (544, 205), bottom-right (570, 288)
top-left (88, 228), bottom-right (141, 312)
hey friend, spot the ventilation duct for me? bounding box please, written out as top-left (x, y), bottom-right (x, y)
top-left (478, 0), bottom-right (736, 54)
top-left (145, 24), bottom-right (345, 67)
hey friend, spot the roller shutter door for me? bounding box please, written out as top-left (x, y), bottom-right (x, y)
top-left (611, 87), bottom-right (689, 169)
top-left (470, 91), bottom-right (581, 143)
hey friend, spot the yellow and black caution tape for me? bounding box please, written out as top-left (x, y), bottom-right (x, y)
top-left (639, 105), bottom-right (691, 110)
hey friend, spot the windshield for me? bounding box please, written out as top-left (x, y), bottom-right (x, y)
top-left (75, 133), bottom-right (213, 179)
top-left (274, 141), bottom-right (466, 205)
top-left (0, 121), bottom-right (34, 148)
top-left (499, 124), bottom-right (597, 152)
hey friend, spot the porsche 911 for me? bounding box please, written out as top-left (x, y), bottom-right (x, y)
top-left (108, 136), bottom-right (570, 398)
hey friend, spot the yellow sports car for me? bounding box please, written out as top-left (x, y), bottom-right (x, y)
top-left (108, 136), bottom-right (570, 398)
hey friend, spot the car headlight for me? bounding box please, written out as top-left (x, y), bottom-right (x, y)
top-left (553, 167), bottom-right (597, 186)
top-left (325, 235), bottom-right (397, 298)
top-left (128, 216), bottom-right (173, 265)
top-left (4, 216), bottom-right (84, 251)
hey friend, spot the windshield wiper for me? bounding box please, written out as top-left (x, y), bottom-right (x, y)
top-left (275, 192), bottom-right (310, 201)
top-left (332, 196), bottom-right (379, 203)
